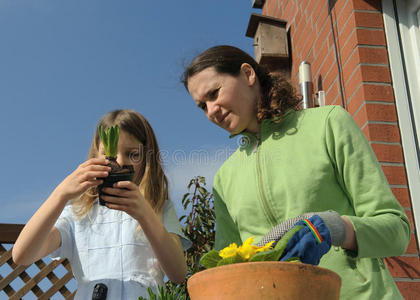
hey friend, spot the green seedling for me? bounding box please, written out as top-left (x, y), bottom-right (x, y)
top-left (98, 124), bottom-right (119, 159)
top-left (98, 124), bottom-right (122, 172)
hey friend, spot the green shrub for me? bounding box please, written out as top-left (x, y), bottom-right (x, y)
top-left (139, 176), bottom-right (215, 300)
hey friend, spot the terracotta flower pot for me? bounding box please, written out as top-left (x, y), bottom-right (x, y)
top-left (187, 262), bottom-right (341, 300)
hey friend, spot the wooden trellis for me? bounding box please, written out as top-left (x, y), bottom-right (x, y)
top-left (0, 223), bottom-right (76, 299)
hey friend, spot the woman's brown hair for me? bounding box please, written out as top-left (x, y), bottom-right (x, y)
top-left (71, 109), bottom-right (168, 217)
top-left (182, 45), bottom-right (301, 122)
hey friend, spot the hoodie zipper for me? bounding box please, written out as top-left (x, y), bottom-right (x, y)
top-left (255, 130), bottom-right (277, 227)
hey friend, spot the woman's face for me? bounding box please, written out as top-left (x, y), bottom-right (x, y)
top-left (187, 64), bottom-right (260, 134)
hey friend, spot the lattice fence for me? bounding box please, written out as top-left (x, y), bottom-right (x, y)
top-left (0, 223), bottom-right (76, 299)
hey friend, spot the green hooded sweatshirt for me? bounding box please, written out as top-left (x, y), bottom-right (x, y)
top-left (213, 105), bottom-right (410, 300)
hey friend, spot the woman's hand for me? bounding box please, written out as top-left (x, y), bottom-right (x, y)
top-left (56, 158), bottom-right (110, 201)
top-left (101, 181), bottom-right (148, 221)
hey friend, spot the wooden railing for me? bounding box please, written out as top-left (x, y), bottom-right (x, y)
top-left (0, 224), bottom-right (76, 299)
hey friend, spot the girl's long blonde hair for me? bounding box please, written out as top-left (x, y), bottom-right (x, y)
top-left (71, 109), bottom-right (168, 217)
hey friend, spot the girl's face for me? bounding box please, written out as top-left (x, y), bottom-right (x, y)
top-left (187, 64), bottom-right (260, 134)
top-left (98, 129), bottom-right (143, 176)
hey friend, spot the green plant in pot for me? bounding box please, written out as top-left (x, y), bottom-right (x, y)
top-left (98, 124), bottom-right (135, 206)
top-left (187, 228), bottom-right (341, 300)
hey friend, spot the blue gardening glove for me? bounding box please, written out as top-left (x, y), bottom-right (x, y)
top-left (279, 215), bottom-right (332, 265)
top-left (257, 211), bottom-right (346, 265)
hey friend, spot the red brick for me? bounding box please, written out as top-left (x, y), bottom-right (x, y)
top-left (326, 80), bottom-right (339, 105)
top-left (312, 0), bottom-right (325, 24)
top-left (349, 82), bottom-right (393, 106)
top-left (271, 4), bottom-right (281, 19)
top-left (334, 0), bottom-right (347, 11)
top-left (336, 0), bottom-right (354, 33)
top-left (284, 0), bottom-right (297, 22)
top-left (266, 0), bottom-right (274, 16)
top-left (297, 22), bottom-right (316, 61)
top-left (347, 92), bottom-right (365, 125)
top-left (262, 4), bottom-right (268, 15)
top-left (347, 83), bottom-right (365, 115)
top-left (365, 103), bottom-right (397, 122)
top-left (355, 28), bottom-right (386, 45)
top-left (301, 0), bottom-right (311, 13)
top-left (295, 8), bottom-right (303, 28)
top-left (292, 13), bottom-right (306, 51)
top-left (305, 0), bottom-right (317, 20)
top-left (344, 64), bottom-right (363, 95)
top-left (385, 256), bottom-right (420, 279)
top-left (342, 33), bottom-right (359, 70)
top-left (320, 54), bottom-right (337, 83)
top-left (342, 48), bottom-right (361, 84)
top-left (323, 65), bottom-right (339, 92)
top-left (363, 123), bottom-right (401, 143)
top-left (358, 47), bottom-right (388, 65)
top-left (328, 31), bottom-right (334, 49)
top-left (274, 1), bottom-right (282, 18)
top-left (392, 187), bottom-right (411, 208)
top-left (353, 104), bottom-right (368, 128)
top-left (313, 38), bottom-right (329, 72)
top-left (362, 84), bottom-right (395, 102)
top-left (338, 13), bottom-right (357, 52)
top-left (303, 43), bottom-right (314, 63)
top-left (288, 22), bottom-right (296, 46)
top-left (279, 6), bottom-right (284, 19)
top-left (360, 65), bottom-right (391, 82)
top-left (371, 143), bottom-right (404, 163)
top-left (354, 11), bottom-right (384, 28)
top-left (352, 0), bottom-right (382, 11)
top-left (330, 93), bottom-right (341, 105)
top-left (406, 209), bottom-right (415, 231)
top-left (405, 234), bottom-right (419, 255)
top-left (381, 165), bottom-right (407, 185)
top-left (315, 2), bottom-right (329, 33)
top-left (314, 20), bottom-right (332, 57)
top-left (396, 281), bottom-right (420, 300)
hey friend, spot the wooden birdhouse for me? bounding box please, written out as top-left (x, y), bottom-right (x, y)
top-left (246, 13), bottom-right (289, 72)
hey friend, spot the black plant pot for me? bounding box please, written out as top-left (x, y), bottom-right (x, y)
top-left (98, 165), bottom-right (135, 206)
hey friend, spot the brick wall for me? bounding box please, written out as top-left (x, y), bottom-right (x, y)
top-left (259, 0), bottom-right (420, 298)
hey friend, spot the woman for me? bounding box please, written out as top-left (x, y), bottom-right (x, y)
top-left (182, 45), bottom-right (410, 299)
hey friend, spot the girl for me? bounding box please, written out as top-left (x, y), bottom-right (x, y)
top-left (182, 45), bottom-right (410, 299)
top-left (13, 109), bottom-right (189, 299)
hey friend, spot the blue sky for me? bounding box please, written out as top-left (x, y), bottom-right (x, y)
top-left (0, 0), bottom-right (259, 224)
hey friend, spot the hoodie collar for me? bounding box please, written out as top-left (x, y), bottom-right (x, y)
top-left (229, 109), bottom-right (295, 140)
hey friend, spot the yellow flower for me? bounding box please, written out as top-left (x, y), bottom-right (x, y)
top-left (219, 243), bottom-right (239, 259)
top-left (219, 237), bottom-right (274, 262)
top-left (238, 237), bottom-right (257, 260)
top-left (255, 241), bottom-right (274, 253)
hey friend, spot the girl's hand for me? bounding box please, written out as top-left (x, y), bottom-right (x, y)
top-left (102, 182), bottom-right (188, 283)
top-left (101, 181), bottom-right (148, 221)
top-left (56, 158), bottom-right (111, 201)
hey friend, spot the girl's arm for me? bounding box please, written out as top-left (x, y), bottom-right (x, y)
top-left (12, 158), bottom-right (110, 265)
top-left (136, 202), bottom-right (187, 283)
top-left (102, 181), bottom-right (188, 283)
top-left (12, 190), bottom-right (67, 265)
